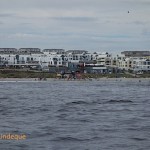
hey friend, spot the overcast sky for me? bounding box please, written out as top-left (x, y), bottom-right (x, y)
top-left (0, 0), bottom-right (150, 54)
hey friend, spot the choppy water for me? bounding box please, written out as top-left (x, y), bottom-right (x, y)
top-left (0, 78), bottom-right (150, 150)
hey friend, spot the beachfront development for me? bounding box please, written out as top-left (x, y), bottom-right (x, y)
top-left (0, 48), bottom-right (150, 78)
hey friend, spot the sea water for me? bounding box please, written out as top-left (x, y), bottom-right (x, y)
top-left (0, 79), bottom-right (150, 150)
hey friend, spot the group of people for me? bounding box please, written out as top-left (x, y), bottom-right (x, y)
top-left (56, 71), bottom-right (83, 80)
top-left (35, 77), bottom-right (47, 81)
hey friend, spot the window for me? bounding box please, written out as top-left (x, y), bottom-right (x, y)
top-left (73, 56), bottom-right (75, 60)
top-left (27, 57), bottom-right (30, 61)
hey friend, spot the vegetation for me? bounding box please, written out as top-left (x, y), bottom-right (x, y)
top-left (0, 69), bottom-right (149, 78)
top-left (0, 70), bottom-right (56, 78)
top-left (82, 73), bottom-right (134, 78)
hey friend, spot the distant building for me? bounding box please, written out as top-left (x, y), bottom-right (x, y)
top-left (66, 50), bottom-right (88, 54)
top-left (121, 51), bottom-right (150, 57)
top-left (18, 48), bottom-right (42, 54)
top-left (84, 64), bottom-right (107, 73)
top-left (131, 58), bottom-right (150, 72)
top-left (43, 49), bottom-right (65, 54)
top-left (94, 52), bottom-right (112, 66)
top-left (0, 48), bottom-right (18, 54)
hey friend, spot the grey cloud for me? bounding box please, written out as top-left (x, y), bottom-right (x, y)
top-left (138, 0), bottom-right (150, 5)
top-left (0, 13), bottom-right (15, 18)
top-left (0, 0), bottom-right (150, 51)
top-left (51, 16), bottom-right (97, 22)
top-left (142, 28), bottom-right (150, 36)
top-left (133, 21), bottom-right (147, 25)
top-left (20, 23), bottom-right (32, 25)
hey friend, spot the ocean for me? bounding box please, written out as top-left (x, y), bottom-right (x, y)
top-left (0, 78), bottom-right (150, 150)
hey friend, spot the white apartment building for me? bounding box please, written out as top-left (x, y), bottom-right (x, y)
top-left (94, 52), bottom-right (112, 66)
top-left (116, 54), bottom-right (150, 72)
top-left (117, 54), bottom-right (130, 70)
top-left (131, 58), bottom-right (150, 72)
top-left (0, 49), bottom-right (114, 69)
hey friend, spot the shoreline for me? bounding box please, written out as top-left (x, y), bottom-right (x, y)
top-left (0, 77), bottom-right (150, 82)
top-left (0, 70), bottom-right (150, 78)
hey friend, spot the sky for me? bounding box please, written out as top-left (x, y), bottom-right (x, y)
top-left (0, 0), bottom-right (150, 54)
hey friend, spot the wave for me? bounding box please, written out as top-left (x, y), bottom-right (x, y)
top-left (107, 100), bottom-right (133, 103)
top-left (131, 137), bottom-right (147, 141)
top-left (0, 97), bottom-right (9, 100)
top-left (51, 136), bottom-right (100, 142)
